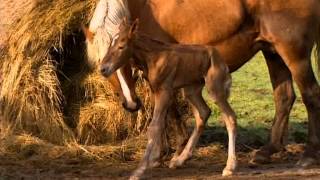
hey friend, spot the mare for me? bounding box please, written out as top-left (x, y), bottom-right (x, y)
top-left (101, 19), bottom-right (237, 179)
top-left (85, 0), bottom-right (320, 167)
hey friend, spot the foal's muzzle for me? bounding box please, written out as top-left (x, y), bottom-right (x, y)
top-left (100, 63), bottom-right (114, 77)
top-left (122, 97), bottom-right (142, 112)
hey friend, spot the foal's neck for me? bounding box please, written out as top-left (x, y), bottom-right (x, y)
top-left (130, 34), bottom-right (170, 69)
top-left (132, 34), bottom-right (172, 53)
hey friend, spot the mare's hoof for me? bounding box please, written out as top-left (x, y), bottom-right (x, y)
top-left (222, 168), bottom-right (235, 177)
top-left (250, 149), bottom-right (271, 165)
top-left (296, 157), bottom-right (317, 168)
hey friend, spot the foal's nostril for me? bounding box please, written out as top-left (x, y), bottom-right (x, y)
top-left (100, 66), bottom-right (109, 76)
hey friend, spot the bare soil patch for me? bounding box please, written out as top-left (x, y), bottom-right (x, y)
top-left (0, 137), bottom-right (319, 180)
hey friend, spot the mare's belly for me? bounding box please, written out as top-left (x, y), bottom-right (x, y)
top-left (149, 0), bottom-right (245, 44)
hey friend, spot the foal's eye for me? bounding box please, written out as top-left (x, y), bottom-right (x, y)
top-left (118, 46), bottom-right (125, 50)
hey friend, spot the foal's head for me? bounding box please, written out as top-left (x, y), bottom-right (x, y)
top-left (100, 19), bottom-right (138, 77)
top-left (100, 19), bottom-right (141, 112)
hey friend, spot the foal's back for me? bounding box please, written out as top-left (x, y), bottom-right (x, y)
top-left (135, 35), bottom-right (229, 89)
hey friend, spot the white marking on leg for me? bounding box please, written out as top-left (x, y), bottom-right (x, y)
top-left (117, 69), bottom-right (137, 109)
top-left (223, 115), bottom-right (237, 176)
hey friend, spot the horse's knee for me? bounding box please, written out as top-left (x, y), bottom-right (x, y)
top-left (225, 114), bottom-right (237, 129)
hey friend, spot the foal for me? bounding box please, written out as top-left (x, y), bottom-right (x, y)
top-left (101, 20), bottom-right (237, 179)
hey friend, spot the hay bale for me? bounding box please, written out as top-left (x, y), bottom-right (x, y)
top-left (0, 0), bottom-right (190, 150)
top-left (62, 70), bottom-right (138, 145)
top-left (0, 0), bottom-right (157, 146)
top-left (0, 0), bottom-right (99, 144)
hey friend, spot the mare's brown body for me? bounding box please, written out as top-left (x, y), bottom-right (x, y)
top-left (101, 21), bottom-right (236, 179)
top-left (121, 0), bottom-right (320, 165)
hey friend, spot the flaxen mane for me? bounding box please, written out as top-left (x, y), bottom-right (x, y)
top-left (86, 0), bottom-right (130, 68)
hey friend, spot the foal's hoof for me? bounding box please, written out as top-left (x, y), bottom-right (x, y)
top-left (250, 149), bottom-right (271, 165)
top-left (151, 161), bottom-right (161, 168)
top-left (296, 157), bottom-right (317, 168)
top-left (129, 175), bottom-right (140, 180)
top-left (222, 168), bottom-right (235, 177)
top-left (169, 158), bottom-right (183, 169)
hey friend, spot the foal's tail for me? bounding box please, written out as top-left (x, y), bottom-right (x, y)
top-left (316, 5), bottom-right (320, 79)
top-left (316, 25), bottom-right (320, 80)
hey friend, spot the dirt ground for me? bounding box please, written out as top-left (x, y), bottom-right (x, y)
top-left (0, 143), bottom-right (320, 180)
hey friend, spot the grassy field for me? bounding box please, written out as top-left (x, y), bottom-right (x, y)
top-left (202, 52), bottom-right (308, 148)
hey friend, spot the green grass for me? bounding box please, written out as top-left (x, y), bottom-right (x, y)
top-left (202, 52), bottom-right (308, 147)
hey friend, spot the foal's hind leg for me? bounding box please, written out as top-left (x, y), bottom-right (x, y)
top-left (130, 90), bottom-right (172, 180)
top-left (215, 99), bottom-right (237, 176)
top-left (205, 68), bottom-right (237, 176)
top-left (251, 50), bottom-right (296, 164)
top-left (169, 84), bottom-right (211, 169)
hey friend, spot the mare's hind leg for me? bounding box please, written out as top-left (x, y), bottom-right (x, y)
top-left (169, 84), bottom-right (211, 169)
top-left (205, 66), bottom-right (237, 176)
top-left (251, 50), bottom-right (296, 164)
top-left (274, 43), bottom-right (320, 167)
top-left (259, 13), bottom-right (320, 166)
top-left (130, 90), bottom-right (172, 180)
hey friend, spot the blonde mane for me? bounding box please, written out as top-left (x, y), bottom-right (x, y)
top-left (86, 0), bottom-right (130, 68)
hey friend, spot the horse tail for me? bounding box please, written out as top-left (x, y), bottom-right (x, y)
top-left (315, 3), bottom-right (320, 80)
top-left (316, 21), bottom-right (320, 80)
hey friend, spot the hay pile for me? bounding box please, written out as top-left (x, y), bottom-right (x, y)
top-left (0, 1), bottom-right (190, 160)
top-left (0, 0), bottom-right (154, 145)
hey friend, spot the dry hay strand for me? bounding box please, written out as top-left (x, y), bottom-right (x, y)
top-left (0, 133), bottom-right (146, 165)
top-left (136, 76), bottom-right (153, 133)
top-left (77, 100), bottom-right (136, 145)
top-left (64, 70), bottom-right (138, 145)
top-left (0, 0), bottom-right (97, 143)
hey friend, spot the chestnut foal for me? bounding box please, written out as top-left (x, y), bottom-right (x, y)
top-left (101, 20), bottom-right (237, 179)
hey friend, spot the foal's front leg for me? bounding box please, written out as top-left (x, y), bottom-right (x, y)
top-left (130, 90), bottom-right (172, 180)
top-left (169, 84), bottom-right (211, 168)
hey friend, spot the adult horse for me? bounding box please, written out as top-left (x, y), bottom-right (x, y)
top-left (85, 0), bottom-right (320, 168)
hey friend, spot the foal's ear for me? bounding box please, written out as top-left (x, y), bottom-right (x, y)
top-left (81, 24), bottom-right (95, 43)
top-left (120, 17), bottom-right (128, 30)
top-left (128, 19), bottom-right (139, 38)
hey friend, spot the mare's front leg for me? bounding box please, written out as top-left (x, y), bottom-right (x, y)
top-left (251, 50), bottom-right (296, 164)
top-left (130, 90), bottom-right (172, 180)
top-left (169, 84), bottom-right (211, 168)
